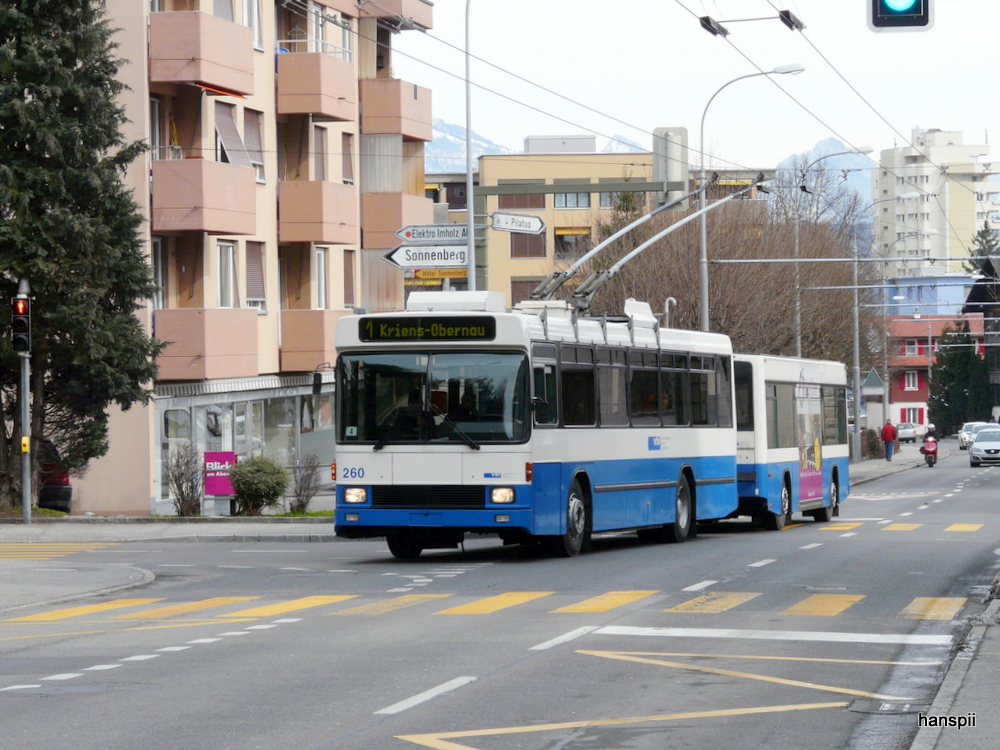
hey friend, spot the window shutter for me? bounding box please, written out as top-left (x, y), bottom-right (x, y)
top-left (215, 102), bottom-right (252, 168)
top-left (918, 408), bottom-right (925, 425)
top-left (243, 110), bottom-right (264, 170)
top-left (246, 242), bottom-right (265, 302)
top-left (214, 0), bottom-right (234, 22)
top-left (314, 126), bottom-right (327, 181)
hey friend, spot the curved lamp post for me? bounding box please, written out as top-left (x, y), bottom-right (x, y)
top-left (464, 0), bottom-right (476, 290)
top-left (698, 63), bottom-right (805, 331)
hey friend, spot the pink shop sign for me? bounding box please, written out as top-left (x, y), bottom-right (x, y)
top-left (204, 452), bottom-right (237, 496)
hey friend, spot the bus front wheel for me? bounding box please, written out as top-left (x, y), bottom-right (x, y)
top-left (547, 480), bottom-right (588, 557)
top-left (664, 474), bottom-right (693, 543)
top-left (763, 482), bottom-right (791, 531)
top-left (387, 532), bottom-right (423, 560)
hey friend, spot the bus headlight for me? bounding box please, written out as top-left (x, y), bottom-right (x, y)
top-left (343, 487), bottom-right (368, 504)
top-left (490, 487), bottom-right (515, 504)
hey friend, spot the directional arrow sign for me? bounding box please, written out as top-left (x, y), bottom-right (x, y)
top-left (384, 245), bottom-right (469, 269)
top-left (491, 211), bottom-right (545, 235)
top-left (395, 224), bottom-right (469, 244)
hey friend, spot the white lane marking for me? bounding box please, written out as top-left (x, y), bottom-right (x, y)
top-left (840, 533), bottom-right (858, 537)
top-left (933, 499), bottom-right (943, 503)
top-left (800, 543), bottom-right (823, 550)
top-left (83, 665), bottom-right (121, 671)
top-left (1, 685), bottom-right (42, 691)
top-left (157, 647), bottom-right (191, 652)
top-left (374, 676), bottom-right (478, 715)
top-left (244, 625), bottom-right (277, 631)
top-left (748, 559), bottom-right (776, 568)
top-left (187, 638), bottom-right (224, 643)
top-left (159, 564), bottom-right (196, 568)
top-left (274, 618), bottom-right (302, 623)
top-left (901, 512), bottom-right (913, 517)
top-left (594, 625), bottom-right (952, 646)
top-left (530, 626), bottom-right (600, 651)
top-left (121, 655), bottom-right (159, 661)
top-left (42, 673), bottom-right (83, 681)
top-left (682, 580), bottom-right (718, 592)
top-left (879, 520), bottom-right (893, 524)
top-left (218, 631), bottom-right (250, 636)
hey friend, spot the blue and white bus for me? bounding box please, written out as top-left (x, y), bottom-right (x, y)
top-left (733, 354), bottom-right (850, 530)
top-left (334, 291), bottom-right (739, 558)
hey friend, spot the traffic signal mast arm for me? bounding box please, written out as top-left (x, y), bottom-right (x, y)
top-left (571, 174), bottom-right (763, 313)
top-left (529, 174), bottom-right (720, 302)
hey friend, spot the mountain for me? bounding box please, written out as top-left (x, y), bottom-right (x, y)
top-left (601, 135), bottom-right (646, 153)
top-left (424, 119), bottom-right (516, 175)
top-left (777, 137), bottom-right (872, 203)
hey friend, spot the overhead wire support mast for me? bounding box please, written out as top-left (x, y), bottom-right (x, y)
top-left (530, 175), bottom-right (720, 302)
top-left (571, 174), bottom-right (764, 314)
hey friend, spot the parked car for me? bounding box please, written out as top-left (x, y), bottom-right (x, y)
top-left (959, 421), bottom-right (988, 450)
top-left (896, 423), bottom-right (917, 443)
top-left (969, 427), bottom-right (1000, 467)
top-left (38, 440), bottom-right (72, 513)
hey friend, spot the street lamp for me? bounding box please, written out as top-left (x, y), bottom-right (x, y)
top-left (464, 0), bottom-right (476, 291)
top-left (698, 63), bottom-right (805, 331)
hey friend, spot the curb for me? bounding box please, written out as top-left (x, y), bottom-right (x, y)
top-left (0, 565), bottom-right (156, 616)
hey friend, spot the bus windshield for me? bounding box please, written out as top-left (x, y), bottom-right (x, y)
top-left (337, 351), bottom-right (530, 445)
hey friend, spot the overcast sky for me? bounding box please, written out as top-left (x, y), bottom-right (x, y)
top-left (394, 0), bottom-right (997, 174)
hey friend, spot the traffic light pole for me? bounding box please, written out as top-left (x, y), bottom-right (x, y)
top-left (20, 352), bottom-right (31, 524)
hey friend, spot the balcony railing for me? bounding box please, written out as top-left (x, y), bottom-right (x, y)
top-left (149, 11), bottom-right (254, 96)
top-left (155, 308), bottom-right (259, 381)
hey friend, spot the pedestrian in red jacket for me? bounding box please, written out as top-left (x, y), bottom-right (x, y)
top-left (881, 420), bottom-right (898, 462)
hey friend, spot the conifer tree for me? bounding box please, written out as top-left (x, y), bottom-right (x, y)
top-left (0, 0), bottom-right (163, 507)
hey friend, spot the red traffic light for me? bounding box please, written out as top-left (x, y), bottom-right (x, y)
top-left (11, 296), bottom-right (31, 353)
top-left (12, 298), bottom-right (28, 317)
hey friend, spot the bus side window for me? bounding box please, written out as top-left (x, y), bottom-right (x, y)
top-left (533, 365), bottom-right (558, 425)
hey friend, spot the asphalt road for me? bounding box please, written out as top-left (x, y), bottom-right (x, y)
top-left (1, 456), bottom-right (997, 750)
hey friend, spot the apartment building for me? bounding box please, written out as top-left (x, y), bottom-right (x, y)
top-left (74, 0), bottom-right (433, 514)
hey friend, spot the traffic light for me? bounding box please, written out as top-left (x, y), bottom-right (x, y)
top-left (868, 0), bottom-right (933, 32)
top-left (11, 297), bottom-right (30, 353)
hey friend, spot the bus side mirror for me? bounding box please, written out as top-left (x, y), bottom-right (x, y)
top-left (532, 397), bottom-right (551, 424)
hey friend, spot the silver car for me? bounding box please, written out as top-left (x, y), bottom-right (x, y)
top-left (969, 428), bottom-right (1000, 467)
top-left (959, 421), bottom-right (988, 450)
top-left (896, 423), bottom-right (917, 443)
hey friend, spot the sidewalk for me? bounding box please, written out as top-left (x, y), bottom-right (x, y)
top-left (2, 442), bottom-right (995, 750)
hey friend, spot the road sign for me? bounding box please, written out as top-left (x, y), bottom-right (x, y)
top-left (415, 268), bottom-right (468, 279)
top-left (395, 224), bottom-right (469, 244)
top-left (491, 211), bottom-right (545, 235)
top-left (384, 245), bottom-right (469, 270)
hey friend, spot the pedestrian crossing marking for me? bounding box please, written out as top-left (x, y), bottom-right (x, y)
top-left (435, 592), bottom-right (553, 615)
top-left (332, 594), bottom-right (453, 616)
top-left (8, 599), bottom-right (164, 622)
top-left (900, 597), bottom-right (967, 621)
top-left (113, 597), bottom-right (261, 620)
top-left (0, 543), bottom-right (118, 560)
top-left (665, 592), bottom-right (760, 614)
top-left (550, 591), bottom-right (659, 614)
top-left (781, 595), bottom-right (866, 617)
top-left (882, 523), bottom-right (922, 531)
top-left (819, 523), bottom-right (864, 531)
top-left (945, 524), bottom-right (983, 532)
top-left (217, 596), bottom-right (357, 618)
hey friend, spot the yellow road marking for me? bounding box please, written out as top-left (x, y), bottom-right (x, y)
top-left (435, 592), bottom-right (552, 615)
top-left (0, 543), bottom-right (117, 559)
top-left (578, 650), bottom-right (914, 701)
top-left (331, 594), bottom-right (453, 616)
top-left (397, 703), bottom-right (847, 749)
top-left (900, 597), bottom-right (967, 620)
top-left (882, 523), bottom-right (922, 531)
top-left (945, 524), bottom-right (983, 532)
top-left (665, 592), bottom-right (759, 613)
top-left (218, 595), bottom-right (357, 618)
top-left (549, 590), bottom-right (659, 613)
top-left (819, 523), bottom-right (864, 531)
top-left (782, 594), bottom-right (865, 617)
top-left (113, 597), bottom-right (262, 620)
top-left (7, 598), bottom-right (164, 622)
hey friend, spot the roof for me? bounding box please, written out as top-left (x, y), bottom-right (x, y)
top-left (887, 314), bottom-right (984, 338)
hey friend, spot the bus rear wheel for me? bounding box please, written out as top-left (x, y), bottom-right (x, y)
top-left (663, 474), bottom-right (693, 543)
top-left (547, 480), bottom-right (588, 557)
top-left (763, 482), bottom-right (790, 531)
top-left (386, 532), bottom-right (423, 560)
top-left (812, 477), bottom-right (838, 523)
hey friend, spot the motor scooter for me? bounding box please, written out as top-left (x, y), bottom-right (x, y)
top-left (920, 437), bottom-right (938, 467)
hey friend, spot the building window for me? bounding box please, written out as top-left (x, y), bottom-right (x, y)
top-left (905, 370), bottom-right (918, 390)
top-left (510, 279), bottom-right (541, 305)
top-left (246, 241), bottom-right (266, 312)
top-left (554, 192), bottom-right (591, 209)
top-left (511, 233), bottom-right (545, 258)
top-left (316, 247), bottom-right (328, 309)
top-left (149, 97), bottom-right (162, 161)
top-left (151, 236), bottom-right (166, 310)
top-left (215, 102), bottom-right (252, 168)
top-left (218, 241), bottom-right (237, 309)
top-left (498, 180), bottom-right (544, 209)
top-left (314, 126), bottom-right (327, 181)
top-left (904, 339), bottom-right (918, 356)
top-left (343, 249), bottom-right (355, 307)
top-left (342, 132), bottom-right (354, 184)
top-left (340, 16), bottom-right (353, 61)
top-left (243, 0), bottom-right (262, 48)
top-left (554, 229), bottom-right (591, 261)
top-left (244, 109), bottom-right (264, 182)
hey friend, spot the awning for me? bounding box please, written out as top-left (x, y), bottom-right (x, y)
top-left (194, 82), bottom-right (247, 100)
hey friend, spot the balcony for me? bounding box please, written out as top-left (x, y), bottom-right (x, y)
top-left (155, 309), bottom-right (259, 381)
top-left (149, 11), bottom-right (254, 96)
top-left (358, 0), bottom-right (433, 29)
top-left (360, 79), bottom-right (432, 142)
top-left (280, 309), bottom-right (353, 372)
top-left (279, 181), bottom-right (359, 245)
top-left (152, 159), bottom-right (256, 235)
top-left (361, 192), bottom-right (434, 249)
top-left (276, 53), bottom-right (357, 121)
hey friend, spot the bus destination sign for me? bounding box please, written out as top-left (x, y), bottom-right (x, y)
top-left (360, 316), bottom-right (496, 342)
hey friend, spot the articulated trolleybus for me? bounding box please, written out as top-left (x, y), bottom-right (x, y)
top-left (733, 354), bottom-right (850, 530)
top-left (334, 291), bottom-right (741, 559)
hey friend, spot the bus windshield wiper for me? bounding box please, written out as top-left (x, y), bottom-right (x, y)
top-left (429, 403), bottom-right (480, 451)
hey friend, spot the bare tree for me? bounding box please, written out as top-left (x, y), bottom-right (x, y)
top-left (163, 441), bottom-right (203, 517)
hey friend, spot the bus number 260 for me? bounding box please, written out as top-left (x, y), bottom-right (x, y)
top-left (341, 466), bottom-right (365, 480)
